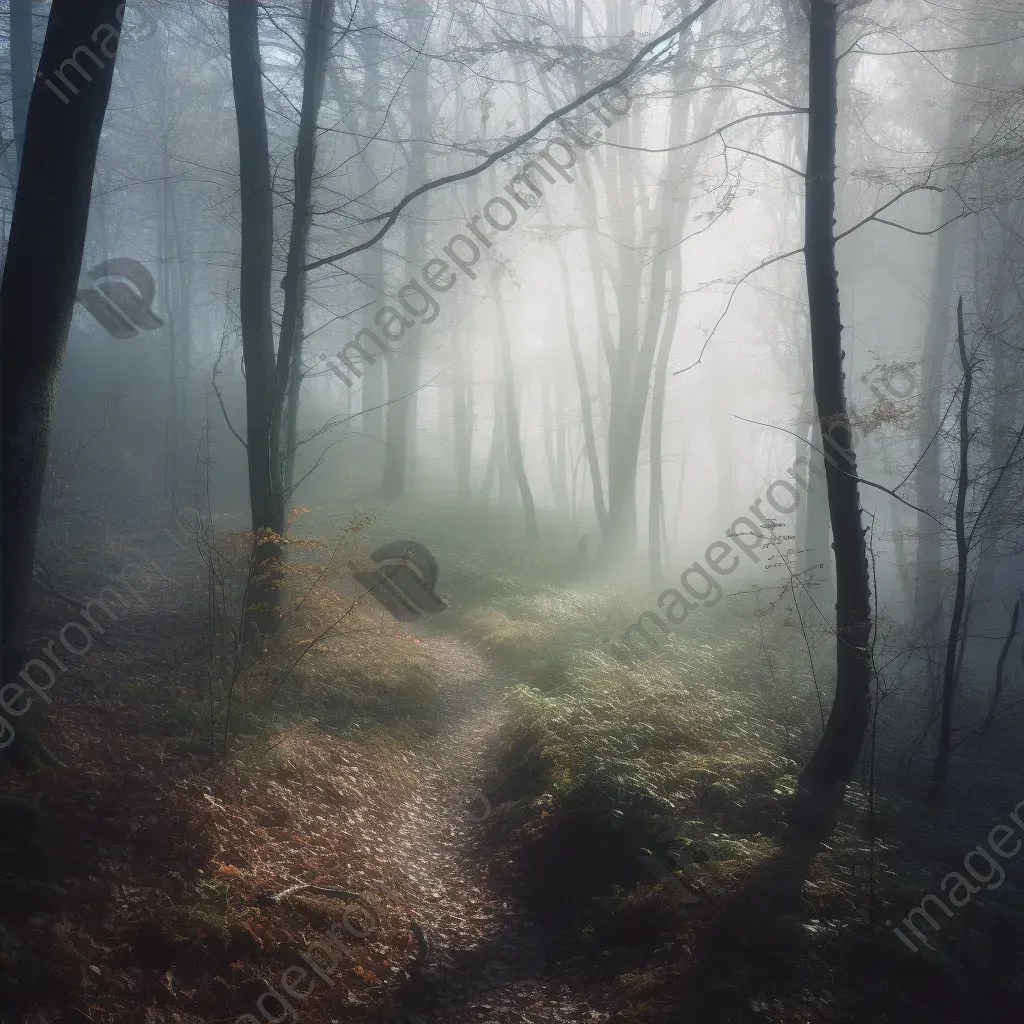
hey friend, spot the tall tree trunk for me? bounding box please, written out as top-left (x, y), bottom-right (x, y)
top-left (889, 490), bottom-right (912, 607)
top-left (535, 45), bottom-right (616, 374)
top-left (450, 285), bottom-right (473, 498)
top-left (495, 281), bottom-right (538, 537)
top-left (228, 0), bottom-right (283, 638)
top-left (478, 398), bottom-right (503, 505)
top-left (534, 31), bottom-right (615, 538)
top-left (555, 376), bottom-right (568, 509)
top-left (162, 174), bottom-right (179, 507)
top-left (283, 363), bottom-right (303, 498)
top-left (170, 178), bottom-right (193, 499)
top-left (796, 0), bottom-right (872, 819)
top-left (914, 48), bottom-right (974, 638)
top-left (972, 218), bottom-right (1018, 607)
top-left (498, 392), bottom-right (517, 506)
top-left (554, 242), bottom-right (606, 529)
top-left (2, 0), bottom-right (122, 764)
top-left (603, 19), bottom-right (727, 564)
top-left (159, 56), bottom-right (179, 508)
top-left (600, 0), bottom-right (645, 560)
top-left (576, 166), bottom-right (617, 372)
top-left (541, 380), bottom-right (554, 505)
top-left (781, 3), bottom-right (833, 620)
top-left (932, 299), bottom-right (971, 797)
top-left (542, 378), bottom-right (565, 506)
top-left (982, 598), bottom-right (1019, 741)
top-left (914, 227), bottom-right (958, 632)
top-left (649, 247), bottom-right (684, 586)
top-left (276, 0), bottom-right (335, 505)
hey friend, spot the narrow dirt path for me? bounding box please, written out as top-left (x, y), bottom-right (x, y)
top-left (373, 629), bottom-right (612, 1024)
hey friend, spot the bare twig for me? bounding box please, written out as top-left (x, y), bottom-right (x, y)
top-left (295, 0), bottom-right (722, 279)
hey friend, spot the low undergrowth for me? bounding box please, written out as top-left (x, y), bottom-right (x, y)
top-left (140, 513), bottom-right (445, 755)
top-left (1, 506), bottom-right (449, 1022)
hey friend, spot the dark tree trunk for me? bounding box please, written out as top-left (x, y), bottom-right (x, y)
top-left (159, 74), bottom-right (179, 508)
top-left (554, 243), bottom-right (606, 529)
top-left (982, 597), bottom-right (1019, 742)
top-left (914, 47), bottom-right (974, 640)
top-left (284, 364), bottom-right (303, 499)
top-left (1, 0), bottom-right (122, 763)
top-left (932, 298), bottom-right (971, 796)
top-left (649, 249), bottom-right (683, 586)
top-left (170, 178), bottom-right (193, 502)
top-left (495, 289), bottom-right (538, 538)
top-left (162, 177), bottom-right (179, 507)
top-left (451, 286), bottom-right (473, 498)
top-left (542, 378), bottom-right (558, 505)
top-left (795, 0), bottom-right (872, 819)
top-left (478, 398), bottom-right (503, 505)
top-left (498, 399), bottom-right (517, 507)
top-left (228, 0), bottom-right (284, 637)
top-left (555, 377), bottom-right (567, 508)
top-left (277, 0), bottom-right (336, 502)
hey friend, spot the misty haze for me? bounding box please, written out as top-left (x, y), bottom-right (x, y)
top-left (2, 1), bottom-right (1024, 1021)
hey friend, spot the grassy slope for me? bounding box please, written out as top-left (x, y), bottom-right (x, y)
top-left (361, 497), bottom-right (1024, 1022)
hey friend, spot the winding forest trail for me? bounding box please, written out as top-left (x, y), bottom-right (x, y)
top-left (8, 524), bottom-right (624, 1023)
top-left (369, 628), bottom-right (610, 1023)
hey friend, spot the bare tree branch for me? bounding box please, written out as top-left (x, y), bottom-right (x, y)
top-left (292, 0), bottom-right (722, 281)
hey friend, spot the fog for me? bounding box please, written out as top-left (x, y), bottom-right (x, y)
top-left (2, 1), bottom-right (1024, 1021)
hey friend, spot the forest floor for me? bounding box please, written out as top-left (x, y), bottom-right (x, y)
top-left (0, 591), bottom-right (616, 1024)
top-left (2, 498), bottom-right (1022, 1023)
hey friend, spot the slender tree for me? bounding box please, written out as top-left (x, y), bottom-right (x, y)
top-left (279, 0), bottom-right (337, 497)
top-left (495, 274), bottom-right (539, 538)
top-left (914, 46), bottom-right (976, 641)
top-left (228, 0), bottom-right (282, 635)
top-left (931, 298), bottom-right (971, 796)
top-left (795, 0), bottom-right (872, 819)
